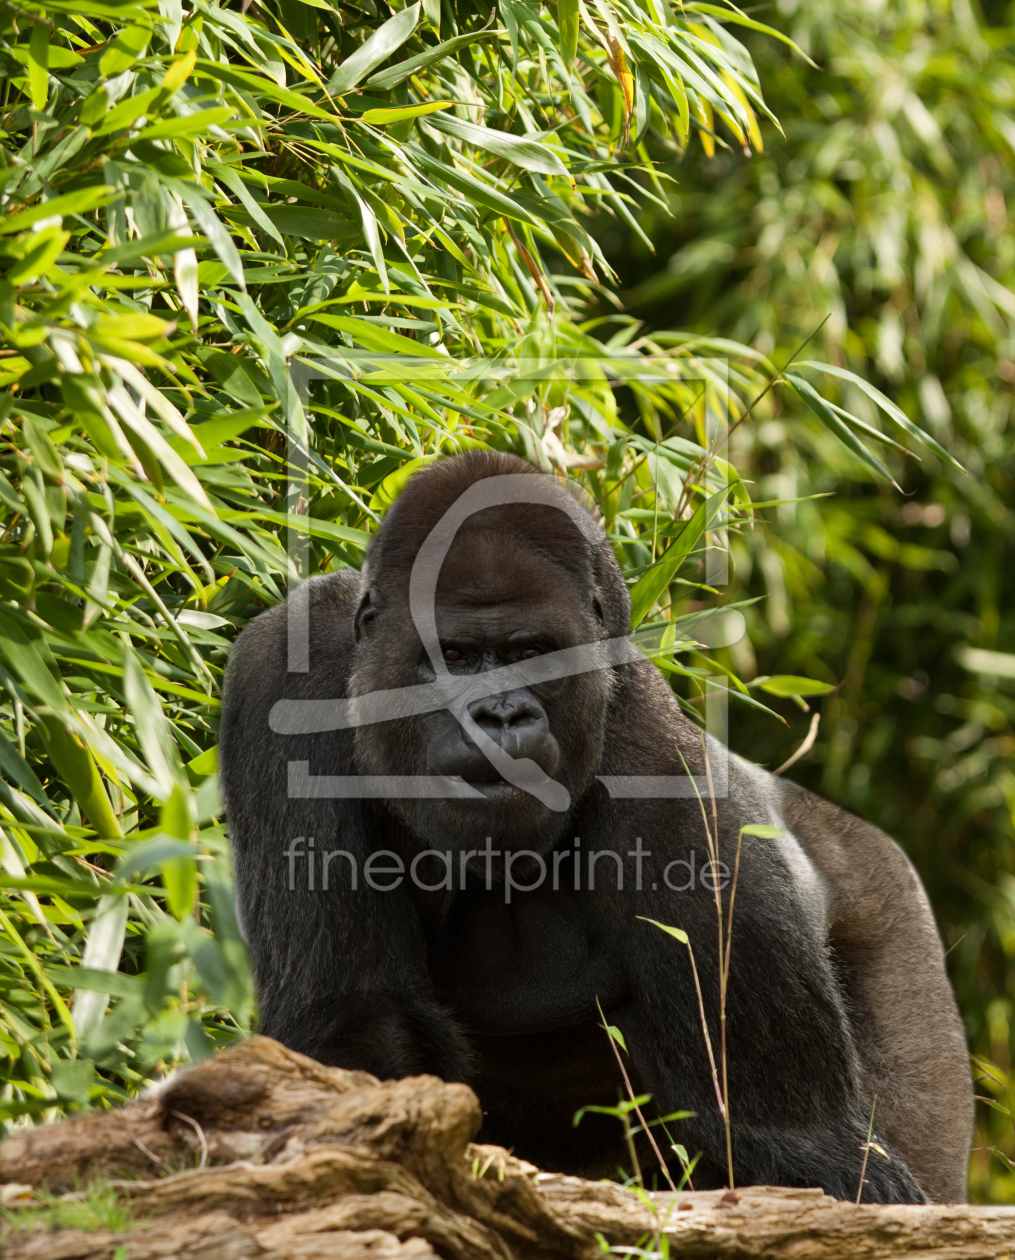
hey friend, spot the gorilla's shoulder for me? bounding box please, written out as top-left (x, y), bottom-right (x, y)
top-left (776, 774), bottom-right (901, 853)
top-left (773, 773), bottom-right (921, 903)
top-left (223, 569), bottom-right (363, 709)
top-left (306, 566), bottom-right (364, 607)
top-left (229, 570), bottom-right (361, 656)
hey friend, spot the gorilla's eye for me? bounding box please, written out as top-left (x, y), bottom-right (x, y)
top-left (443, 648), bottom-right (462, 663)
top-left (521, 647), bottom-right (541, 660)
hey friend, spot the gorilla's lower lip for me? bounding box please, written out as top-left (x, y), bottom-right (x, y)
top-left (445, 778), bottom-right (524, 800)
top-left (472, 781), bottom-right (518, 798)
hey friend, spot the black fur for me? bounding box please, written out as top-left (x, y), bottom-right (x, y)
top-left (220, 451), bottom-right (928, 1202)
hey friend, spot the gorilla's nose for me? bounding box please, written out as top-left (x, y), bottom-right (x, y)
top-left (468, 690), bottom-right (544, 749)
top-left (465, 690), bottom-right (559, 768)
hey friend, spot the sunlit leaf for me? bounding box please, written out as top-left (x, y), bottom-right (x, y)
top-left (758, 675), bottom-right (837, 698)
top-left (628, 488), bottom-right (728, 628)
top-left (328, 3), bottom-right (421, 95)
top-left (799, 362), bottom-right (967, 475)
top-left (27, 21), bottom-right (50, 112)
top-left (360, 101), bottom-right (454, 125)
top-left (559, 0), bottom-right (579, 72)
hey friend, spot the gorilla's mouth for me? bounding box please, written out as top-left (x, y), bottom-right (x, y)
top-left (445, 775), bottom-right (538, 802)
top-left (427, 703), bottom-right (562, 796)
top-left (471, 780), bottom-right (521, 799)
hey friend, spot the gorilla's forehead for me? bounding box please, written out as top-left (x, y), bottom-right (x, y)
top-left (436, 529), bottom-right (584, 600)
top-left (432, 597), bottom-right (577, 646)
top-left (432, 537), bottom-right (587, 641)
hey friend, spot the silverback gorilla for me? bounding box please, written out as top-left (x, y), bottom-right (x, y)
top-left (219, 450), bottom-right (972, 1203)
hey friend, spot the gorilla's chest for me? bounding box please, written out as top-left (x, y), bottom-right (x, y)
top-left (433, 887), bottom-right (626, 1036)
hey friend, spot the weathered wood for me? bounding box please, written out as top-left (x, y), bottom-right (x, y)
top-left (0, 1037), bottom-right (377, 1189)
top-left (3, 1037), bottom-right (1013, 1260)
top-left (659, 1187), bottom-right (1015, 1260)
top-left (116, 1150), bottom-right (515, 1260)
top-left (4, 1211), bottom-right (436, 1259)
top-left (541, 1179), bottom-right (1015, 1258)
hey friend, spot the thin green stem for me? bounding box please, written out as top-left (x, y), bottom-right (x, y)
top-left (597, 999), bottom-right (679, 1193)
top-left (856, 1095), bottom-right (878, 1205)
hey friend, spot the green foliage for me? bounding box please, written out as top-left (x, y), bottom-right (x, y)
top-left (0, 0), bottom-right (962, 1189)
top-left (2, 1180), bottom-right (135, 1236)
top-left (605, 0), bottom-right (1015, 1202)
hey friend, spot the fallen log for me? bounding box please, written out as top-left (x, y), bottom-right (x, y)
top-left (1, 1036), bottom-right (1012, 1260)
top-left (539, 1178), bottom-right (1015, 1259)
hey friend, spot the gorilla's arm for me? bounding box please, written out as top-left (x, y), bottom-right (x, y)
top-left (778, 779), bottom-right (972, 1203)
top-left (617, 884), bottom-right (928, 1202)
top-left (596, 660), bottom-right (929, 1202)
top-left (219, 571), bottom-right (470, 1080)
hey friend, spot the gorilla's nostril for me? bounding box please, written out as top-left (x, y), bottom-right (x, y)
top-left (467, 690), bottom-right (547, 737)
top-left (479, 706), bottom-right (539, 731)
top-left (452, 688), bottom-right (560, 777)
top-left (505, 704), bottom-right (542, 729)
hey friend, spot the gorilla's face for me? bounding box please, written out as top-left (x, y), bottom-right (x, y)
top-left (350, 526), bottom-right (614, 855)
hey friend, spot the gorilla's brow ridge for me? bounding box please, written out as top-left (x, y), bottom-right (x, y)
top-left (269, 635), bottom-right (639, 734)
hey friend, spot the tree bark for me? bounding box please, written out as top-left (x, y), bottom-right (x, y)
top-left (2, 1037), bottom-right (1012, 1260)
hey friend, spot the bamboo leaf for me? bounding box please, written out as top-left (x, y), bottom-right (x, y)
top-left (0, 904), bottom-right (76, 1037)
top-left (328, 3), bottom-right (421, 95)
top-left (28, 20), bottom-right (50, 112)
top-left (628, 487), bottom-right (728, 628)
top-left (784, 372), bottom-right (897, 485)
top-left (105, 383), bottom-right (215, 509)
top-left (9, 41), bottom-right (82, 70)
top-left (365, 26), bottom-right (501, 89)
top-left (160, 782), bottom-right (197, 921)
top-left (134, 105), bottom-right (235, 143)
top-left (642, 917), bottom-right (690, 945)
top-left (0, 186), bottom-right (117, 235)
top-left (360, 101), bottom-right (454, 124)
top-left (43, 716), bottom-right (123, 839)
top-left (122, 647), bottom-right (185, 801)
top-left (685, 4), bottom-right (817, 65)
top-left (428, 114), bottom-right (571, 178)
top-left (758, 675), bottom-right (837, 697)
top-left (559, 0), bottom-right (579, 72)
top-left (71, 894), bottom-right (128, 1041)
top-left (195, 59), bottom-right (338, 121)
top-left (605, 1022), bottom-right (627, 1051)
top-left (799, 362), bottom-right (967, 474)
top-left (410, 146), bottom-right (544, 226)
top-left (99, 23), bottom-right (151, 77)
top-left (48, 965), bottom-right (145, 999)
top-left (174, 186), bottom-right (246, 293)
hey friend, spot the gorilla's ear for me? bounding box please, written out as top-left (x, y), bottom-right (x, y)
top-left (590, 542), bottom-right (631, 638)
top-left (354, 588), bottom-right (379, 642)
